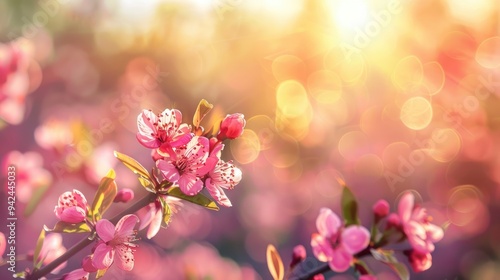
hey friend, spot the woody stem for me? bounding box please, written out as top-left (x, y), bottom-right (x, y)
top-left (26, 192), bottom-right (157, 280)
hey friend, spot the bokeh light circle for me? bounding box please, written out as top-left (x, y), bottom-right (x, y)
top-left (400, 96), bottom-right (433, 130)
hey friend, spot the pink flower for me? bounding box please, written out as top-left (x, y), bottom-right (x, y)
top-left (203, 143), bottom-right (242, 207)
top-left (156, 136), bottom-right (214, 195)
top-left (54, 189), bottom-right (89, 224)
top-left (114, 188), bottom-right (134, 203)
top-left (310, 208), bottom-right (370, 272)
top-left (63, 268), bottom-right (89, 280)
top-left (137, 196), bottom-right (182, 239)
top-left (405, 250), bottom-right (432, 272)
top-left (136, 109), bottom-right (192, 155)
top-left (92, 215), bottom-right (139, 271)
top-left (81, 255), bottom-right (98, 272)
top-left (217, 113), bottom-right (246, 140)
top-left (38, 233), bottom-right (67, 274)
top-left (3, 151), bottom-right (52, 203)
top-left (398, 192), bottom-right (444, 254)
top-left (205, 159), bottom-right (242, 207)
top-left (373, 199), bottom-right (389, 219)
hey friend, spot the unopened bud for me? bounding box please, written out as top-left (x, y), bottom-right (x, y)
top-left (373, 199), bottom-right (389, 219)
top-left (114, 189), bottom-right (134, 203)
top-left (290, 245), bottom-right (306, 268)
top-left (217, 113), bottom-right (246, 140)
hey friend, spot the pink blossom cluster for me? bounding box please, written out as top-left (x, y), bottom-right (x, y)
top-left (0, 40), bottom-right (33, 125)
top-left (136, 108), bottom-right (246, 207)
top-left (285, 191), bottom-right (444, 279)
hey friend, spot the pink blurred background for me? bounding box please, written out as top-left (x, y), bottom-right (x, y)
top-left (1, 0), bottom-right (500, 279)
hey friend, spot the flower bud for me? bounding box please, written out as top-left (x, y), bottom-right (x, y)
top-left (54, 190), bottom-right (88, 223)
top-left (360, 275), bottom-right (378, 280)
top-left (290, 245), bottom-right (306, 268)
top-left (405, 250), bottom-right (432, 272)
top-left (114, 188), bottom-right (134, 203)
top-left (373, 199), bottom-right (389, 219)
top-left (217, 113), bottom-right (246, 140)
top-left (386, 213), bottom-right (401, 230)
top-left (313, 274), bottom-right (325, 280)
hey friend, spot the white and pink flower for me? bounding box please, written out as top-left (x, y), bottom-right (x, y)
top-left (136, 109), bottom-right (192, 156)
top-left (38, 233), bottom-right (67, 274)
top-left (311, 208), bottom-right (370, 272)
top-left (137, 196), bottom-right (182, 239)
top-left (156, 136), bottom-right (214, 196)
top-left (397, 192), bottom-right (443, 254)
top-left (92, 214), bottom-right (139, 271)
top-left (54, 189), bottom-right (89, 224)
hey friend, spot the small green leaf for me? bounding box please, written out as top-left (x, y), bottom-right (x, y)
top-left (13, 271), bottom-right (27, 278)
top-left (371, 249), bottom-right (410, 280)
top-left (90, 169), bottom-right (118, 222)
top-left (33, 229), bottom-right (45, 269)
top-left (114, 151), bottom-right (155, 189)
top-left (167, 187), bottom-right (219, 211)
top-left (193, 99), bottom-right (214, 128)
top-left (96, 268), bottom-right (107, 279)
top-left (341, 185), bottom-right (360, 226)
top-left (266, 244), bottom-right (284, 280)
top-left (139, 177), bottom-right (156, 193)
top-left (159, 196), bottom-right (172, 227)
top-left (24, 184), bottom-right (49, 217)
top-left (43, 221), bottom-right (91, 233)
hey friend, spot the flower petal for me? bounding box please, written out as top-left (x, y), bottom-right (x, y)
top-left (137, 203), bottom-right (156, 231)
top-left (310, 233), bottom-right (334, 262)
top-left (92, 242), bottom-right (114, 269)
top-left (147, 208), bottom-right (163, 239)
top-left (178, 174), bottom-right (203, 196)
top-left (398, 192), bottom-right (414, 222)
top-left (157, 159), bottom-right (180, 183)
top-left (115, 214), bottom-right (139, 239)
top-left (136, 110), bottom-right (159, 148)
top-left (58, 207), bottom-right (86, 223)
top-left (316, 208), bottom-right (341, 238)
top-left (328, 247), bottom-right (353, 272)
top-left (205, 178), bottom-right (232, 207)
top-left (341, 225), bottom-right (370, 254)
top-left (95, 219), bottom-right (115, 243)
top-left (115, 244), bottom-right (135, 271)
top-left (426, 223), bottom-right (444, 243)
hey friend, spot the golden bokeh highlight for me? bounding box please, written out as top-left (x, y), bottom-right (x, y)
top-left (245, 115), bottom-right (276, 151)
top-left (230, 129), bottom-right (261, 164)
top-left (423, 61), bottom-right (445, 95)
top-left (392, 55), bottom-right (423, 91)
top-left (447, 185), bottom-right (489, 231)
top-left (400, 96), bottom-right (433, 130)
top-left (276, 80), bottom-right (310, 118)
top-left (475, 36), bottom-right (500, 69)
top-left (424, 128), bottom-right (461, 162)
top-left (338, 131), bottom-right (368, 161)
top-left (307, 70), bottom-right (342, 104)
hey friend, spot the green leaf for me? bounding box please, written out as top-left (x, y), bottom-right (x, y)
top-left (370, 249), bottom-right (410, 280)
top-left (43, 221), bottom-right (91, 233)
top-left (90, 169), bottom-right (118, 222)
top-left (24, 184), bottom-right (49, 217)
top-left (159, 196), bottom-right (172, 227)
top-left (166, 187), bottom-right (219, 211)
top-left (114, 151), bottom-right (155, 190)
top-left (266, 244), bottom-right (284, 280)
top-left (193, 99), bottom-right (214, 128)
top-left (96, 268), bottom-right (107, 279)
top-left (33, 229), bottom-right (46, 269)
top-left (139, 176), bottom-right (156, 193)
top-left (341, 185), bottom-right (360, 226)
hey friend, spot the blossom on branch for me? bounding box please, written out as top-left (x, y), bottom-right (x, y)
top-left (54, 189), bottom-right (89, 224)
top-left (92, 215), bottom-right (139, 271)
top-left (311, 208), bottom-right (370, 272)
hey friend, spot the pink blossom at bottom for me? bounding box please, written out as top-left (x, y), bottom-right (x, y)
top-left (63, 268), bottom-right (89, 280)
top-left (406, 250), bottom-right (433, 272)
